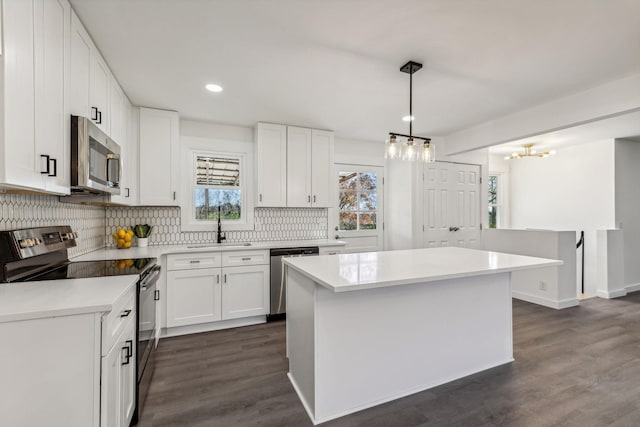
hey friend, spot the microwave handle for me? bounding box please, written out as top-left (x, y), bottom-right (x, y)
top-left (106, 155), bottom-right (121, 187)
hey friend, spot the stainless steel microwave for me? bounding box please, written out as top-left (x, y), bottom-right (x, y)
top-left (70, 115), bottom-right (121, 195)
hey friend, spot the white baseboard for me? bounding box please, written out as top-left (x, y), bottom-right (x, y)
top-left (162, 315), bottom-right (267, 338)
top-left (625, 283), bottom-right (640, 293)
top-left (596, 288), bottom-right (628, 299)
top-left (512, 291), bottom-right (579, 309)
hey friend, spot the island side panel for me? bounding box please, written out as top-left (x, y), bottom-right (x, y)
top-left (286, 266), bottom-right (317, 418)
top-left (313, 272), bottom-right (513, 423)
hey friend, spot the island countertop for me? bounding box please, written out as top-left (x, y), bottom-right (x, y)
top-left (283, 246), bottom-right (562, 292)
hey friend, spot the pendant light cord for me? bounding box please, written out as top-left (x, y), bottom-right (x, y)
top-left (409, 67), bottom-right (413, 137)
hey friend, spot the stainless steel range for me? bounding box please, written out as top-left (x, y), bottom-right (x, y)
top-left (0, 226), bottom-right (159, 425)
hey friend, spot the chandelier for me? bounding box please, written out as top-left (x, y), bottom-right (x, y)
top-left (385, 61), bottom-right (434, 163)
top-left (504, 144), bottom-right (556, 160)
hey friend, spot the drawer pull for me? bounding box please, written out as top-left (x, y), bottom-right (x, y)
top-left (190, 260), bottom-right (201, 264)
top-left (120, 309), bottom-right (132, 318)
top-left (241, 257), bottom-right (251, 261)
top-left (122, 340), bottom-right (133, 365)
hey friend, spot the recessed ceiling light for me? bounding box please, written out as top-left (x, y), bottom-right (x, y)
top-left (402, 115), bottom-right (415, 122)
top-left (205, 84), bottom-right (223, 93)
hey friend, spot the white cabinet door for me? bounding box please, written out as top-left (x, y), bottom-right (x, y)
top-left (0, 0), bottom-right (45, 191)
top-left (139, 108), bottom-right (180, 206)
top-left (90, 53), bottom-right (110, 133)
top-left (109, 77), bottom-right (126, 145)
top-left (70, 11), bottom-right (91, 118)
top-left (167, 268), bottom-right (222, 327)
top-left (120, 318), bottom-right (136, 427)
top-left (255, 123), bottom-right (287, 207)
top-left (35, 0), bottom-right (70, 195)
top-left (222, 265), bottom-right (270, 320)
top-left (110, 98), bottom-right (136, 205)
top-left (101, 334), bottom-right (123, 427)
top-left (310, 129), bottom-right (333, 207)
top-left (286, 126), bottom-right (312, 207)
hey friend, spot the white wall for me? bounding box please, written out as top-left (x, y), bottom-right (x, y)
top-left (614, 139), bottom-right (640, 291)
top-left (509, 139), bottom-right (616, 295)
top-left (483, 229), bottom-right (578, 309)
top-left (334, 137), bottom-right (384, 166)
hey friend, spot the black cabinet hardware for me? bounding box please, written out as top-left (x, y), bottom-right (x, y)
top-left (97, 110), bottom-right (102, 124)
top-left (91, 107), bottom-right (98, 121)
top-left (120, 309), bottom-right (132, 317)
top-left (40, 155), bottom-right (50, 174)
top-left (154, 290), bottom-right (160, 301)
top-left (48, 158), bottom-right (57, 177)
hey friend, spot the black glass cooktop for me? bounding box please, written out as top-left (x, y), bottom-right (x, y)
top-left (25, 258), bottom-right (156, 281)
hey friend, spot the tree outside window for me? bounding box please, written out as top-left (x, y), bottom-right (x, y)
top-left (194, 155), bottom-right (242, 221)
top-left (338, 171), bottom-right (378, 230)
top-left (488, 175), bottom-right (498, 228)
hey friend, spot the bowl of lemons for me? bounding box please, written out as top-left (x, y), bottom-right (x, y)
top-left (112, 228), bottom-right (134, 249)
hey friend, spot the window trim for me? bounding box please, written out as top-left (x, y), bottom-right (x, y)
top-left (180, 136), bottom-right (255, 232)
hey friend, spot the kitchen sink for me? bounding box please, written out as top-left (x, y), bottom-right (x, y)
top-left (186, 242), bottom-right (252, 249)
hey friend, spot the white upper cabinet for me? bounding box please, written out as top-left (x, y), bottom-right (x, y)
top-left (310, 129), bottom-right (334, 207)
top-left (36, 0), bottom-right (71, 194)
top-left (108, 75), bottom-right (126, 145)
top-left (138, 107), bottom-right (180, 206)
top-left (70, 10), bottom-right (91, 118)
top-left (110, 97), bottom-right (137, 205)
top-left (70, 9), bottom-right (113, 135)
top-left (256, 123), bottom-right (334, 208)
top-left (255, 123), bottom-right (287, 207)
top-left (0, 0), bottom-right (71, 194)
top-left (286, 126), bottom-right (313, 207)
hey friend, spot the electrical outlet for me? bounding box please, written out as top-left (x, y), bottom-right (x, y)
top-left (539, 281), bottom-right (547, 291)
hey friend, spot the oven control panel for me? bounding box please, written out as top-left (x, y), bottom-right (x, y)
top-left (8, 226), bottom-right (78, 259)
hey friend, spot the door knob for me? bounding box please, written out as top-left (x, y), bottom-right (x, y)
top-left (335, 235), bottom-right (340, 240)
top-left (335, 226), bottom-right (339, 231)
top-left (449, 226), bottom-right (460, 232)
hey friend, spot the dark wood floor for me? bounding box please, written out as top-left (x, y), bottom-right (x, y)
top-left (138, 293), bottom-right (640, 426)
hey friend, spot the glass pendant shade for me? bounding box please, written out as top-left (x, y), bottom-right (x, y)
top-left (385, 135), bottom-right (400, 160)
top-left (403, 138), bottom-right (417, 161)
top-left (421, 141), bottom-right (435, 163)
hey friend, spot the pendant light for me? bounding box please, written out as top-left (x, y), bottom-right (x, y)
top-left (385, 61), bottom-right (434, 163)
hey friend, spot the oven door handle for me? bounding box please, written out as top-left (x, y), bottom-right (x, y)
top-left (140, 266), bottom-right (161, 288)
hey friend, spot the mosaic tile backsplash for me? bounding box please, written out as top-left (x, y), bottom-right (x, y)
top-left (106, 207), bottom-right (328, 246)
top-left (0, 193), bottom-right (105, 257)
top-left (0, 192), bottom-right (328, 255)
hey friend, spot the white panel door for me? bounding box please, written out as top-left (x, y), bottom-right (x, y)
top-left (287, 126), bottom-right (312, 207)
top-left (333, 165), bottom-right (384, 253)
top-left (255, 123), bottom-right (287, 207)
top-left (222, 265), bottom-right (270, 320)
top-left (167, 268), bottom-right (222, 327)
top-left (311, 129), bottom-right (333, 207)
top-left (424, 162), bottom-right (481, 248)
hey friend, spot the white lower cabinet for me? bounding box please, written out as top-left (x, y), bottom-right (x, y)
top-left (0, 282), bottom-right (136, 427)
top-left (166, 250), bottom-right (270, 330)
top-left (101, 315), bottom-right (136, 427)
top-left (222, 265), bottom-right (270, 320)
top-left (167, 267), bottom-right (223, 327)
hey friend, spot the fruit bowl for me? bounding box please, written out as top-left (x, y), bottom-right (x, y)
top-left (112, 228), bottom-right (134, 249)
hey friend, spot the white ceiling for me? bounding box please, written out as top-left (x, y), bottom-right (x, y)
top-left (488, 109), bottom-right (640, 155)
top-left (69, 0), bottom-right (640, 142)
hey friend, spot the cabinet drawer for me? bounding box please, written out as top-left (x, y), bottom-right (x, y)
top-left (222, 250), bottom-right (269, 267)
top-left (102, 283), bottom-right (136, 356)
top-left (319, 246), bottom-right (343, 255)
top-left (167, 252), bottom-right (222, 270)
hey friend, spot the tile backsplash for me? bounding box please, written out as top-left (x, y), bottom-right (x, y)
top-left (106, 207), bottom-right (328, 246)
top-left (0, 193), bottom-right (105, 257)
top-left (0, 192), bottom-right (328, 255)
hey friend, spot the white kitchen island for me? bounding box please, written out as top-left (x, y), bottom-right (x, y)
top-left (283, 246), bottom-right (562, 424)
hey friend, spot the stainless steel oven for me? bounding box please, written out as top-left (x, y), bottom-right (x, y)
top-left (70, 115), bottom-right (121, 195)
top-left (134, 264), bottom-right (160, 424)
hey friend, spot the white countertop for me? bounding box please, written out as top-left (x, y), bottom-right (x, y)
top-left (73, 239), bottom-right (346, 262)
top-left (0, 275), bottom-right (137, 323)
top-left (283, 246), bottom-right (563, 292)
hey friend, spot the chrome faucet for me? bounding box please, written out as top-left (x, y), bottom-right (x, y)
top-left (216, 206), bottom-right (226, 244)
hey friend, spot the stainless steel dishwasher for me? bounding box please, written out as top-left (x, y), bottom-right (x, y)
top-left (269, 247), bottom-right (319, 320)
